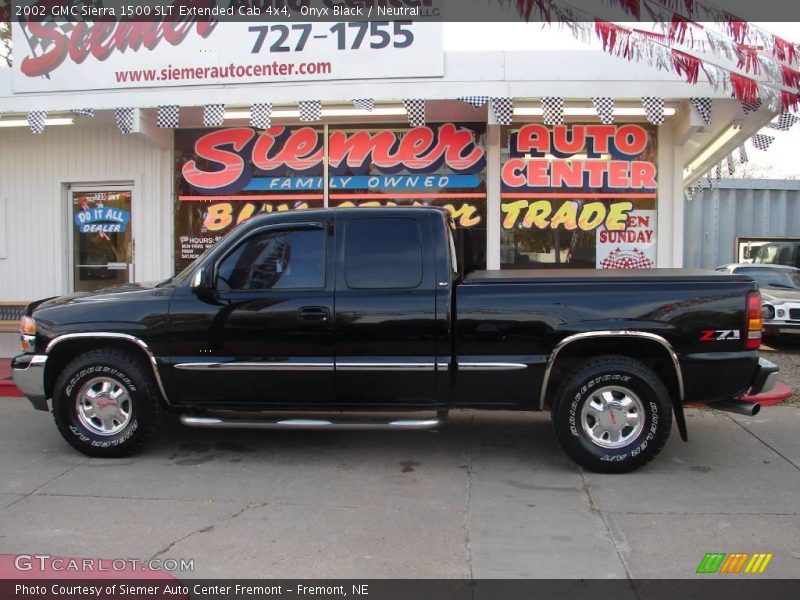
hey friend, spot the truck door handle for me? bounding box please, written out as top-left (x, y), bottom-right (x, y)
top-left (298, 307), bottom-right (330, 323)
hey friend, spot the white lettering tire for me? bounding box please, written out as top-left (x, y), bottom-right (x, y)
top-left (52, 349), bottom-right (161, 458)
top-left (551, 355), bottom-right (672, 473)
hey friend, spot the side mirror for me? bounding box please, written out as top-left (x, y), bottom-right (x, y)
top-left (190, 267), bottom-right (214, 294)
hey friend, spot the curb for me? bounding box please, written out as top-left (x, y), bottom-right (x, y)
top-left (0, 381), bottom-right (22, 398)
top-left (0, 380), bottom-right (22, 397)
top-left (741, 381), bottom-right (793, 407)
top-left (0, 360), bottom-right (22, 397)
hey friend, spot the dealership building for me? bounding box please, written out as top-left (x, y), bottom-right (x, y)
top-left (0, 19), bottom-right (781, 345)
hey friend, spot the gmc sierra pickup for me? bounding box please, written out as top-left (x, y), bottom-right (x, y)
top-left (12, 207), bottom-right (779, 472)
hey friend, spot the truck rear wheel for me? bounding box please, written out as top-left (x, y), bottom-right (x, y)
top-left (551, 355), bottom-right (672, 473)
top-left (52, 349), bottom-right (160, 458)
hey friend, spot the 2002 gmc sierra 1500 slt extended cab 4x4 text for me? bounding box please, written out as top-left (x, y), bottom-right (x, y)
top-left (12, 207), bottom-right (779, 472)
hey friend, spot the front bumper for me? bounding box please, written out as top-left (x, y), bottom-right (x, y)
top-left (748, 357), bottom-right (779, 396)
top-left (763, 300), bottom-right (800, 333)
top-left (11, 354), bottom-right (48, 411)
top-left (764, 319), bottom-right (800, 333)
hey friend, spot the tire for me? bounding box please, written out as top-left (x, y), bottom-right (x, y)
top-left (551, 355), bottom-right (672, 473)
top-left (52, 349), bottom-right (160, 458)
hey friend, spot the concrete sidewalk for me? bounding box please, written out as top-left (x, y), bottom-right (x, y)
top-left (0, 398), bottom-right (798, 579)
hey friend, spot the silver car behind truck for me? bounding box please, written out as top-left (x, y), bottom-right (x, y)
top-left (717, 263), bottom-right (800, 336)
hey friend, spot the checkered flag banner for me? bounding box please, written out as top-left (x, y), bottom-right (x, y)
top-left (738, 144), bottom-right (749, 164)
top-left (599, 248), bottom-right (654, 269)
top-left (71, 108), bottom-right (94, 117)
top-left (727, 153), bottom-right (735, 176)
top-left (157, 105), bottom-right (180, 128)
top-left (591, 97), bottom-right (614, 124)
top-left (352, 98), bottom-right (374, 111)
top-left (541, 97), bottom-right (564, 126)
top-left (766, 113), bottom-right (799, 131)
top-left (299, 100), bottom-right (322, 122)
top-left (458, 96), bottom-right (490, 109)
top-left (115, 108), bottom-right (135, 134)
top-left (403, 99), bottom-right (426, 127)
top-left (751, 133), bottom-right (775, 151)
top-left (715, 162), bottom-right (722, 181)
top-left (203, 104), bottom-right (225, 127)
top-left (741, 98), bottom-right (762, 114)
top-left (641, 97), bottom-right (665, 125)
top-left (27, 111), bottom-right (47, 135)
top-left (705, 171), bottom-right (713, 188)
top-left (690, 98), bottom-right (712, 126)
top-left (250, 103), bottom-right (272, 129)
top-left (685, 182), bottom-right (703, 202)
top-left (491, 97), bottom-right (514, 126)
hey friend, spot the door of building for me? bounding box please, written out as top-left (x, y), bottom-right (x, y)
top-left (69, 186), bottom-right (133, 293)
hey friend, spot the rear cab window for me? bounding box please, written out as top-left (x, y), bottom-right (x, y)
top-left (344, 218), bottom-right (423, 289)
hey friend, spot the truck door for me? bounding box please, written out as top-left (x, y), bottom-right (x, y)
top-left (333, 213), bottom-right (440, 407)
top-left (167, 220), bottom-right (335, 406)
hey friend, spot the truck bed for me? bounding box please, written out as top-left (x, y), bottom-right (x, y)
top-left (455, 267), bottom-right (760, 408)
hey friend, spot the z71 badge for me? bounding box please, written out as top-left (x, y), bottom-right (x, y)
top-left (700, 329), bottom-right (742, 341)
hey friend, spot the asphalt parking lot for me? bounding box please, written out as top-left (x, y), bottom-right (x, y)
top-left (1, 392), bottom-right (799, 580)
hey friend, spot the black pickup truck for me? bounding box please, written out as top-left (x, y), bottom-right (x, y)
top-left (12, 207), bottom-right (778, 472)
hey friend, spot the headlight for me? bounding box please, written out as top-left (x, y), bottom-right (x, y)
top-left (19, 316), bottom-right (36, 352)
top-left (762, 305), bottom-right (775, 320)
top-left (20, 316), bottom-right (36, 335)
top-left (776, 308), bottom-right (786, 318)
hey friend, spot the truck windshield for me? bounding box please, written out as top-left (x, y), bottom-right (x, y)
top-left (736, 267), bottom-right (800, 289)
top-left (753, 242), bottom-right (799, 265)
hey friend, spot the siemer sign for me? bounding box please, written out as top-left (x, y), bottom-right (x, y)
top-left (12, 13), bottom-right (443, 92)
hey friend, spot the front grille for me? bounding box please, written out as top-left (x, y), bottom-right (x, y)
top-left (790, 308), bottom-right (800, 320)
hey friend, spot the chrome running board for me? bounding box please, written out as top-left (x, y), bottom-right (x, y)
top-left (180, 415), bottom-right (442, 431)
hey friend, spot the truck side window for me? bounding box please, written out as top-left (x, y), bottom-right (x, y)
top-left (216, 228), bottom-right (324, 291)
top-left (345, 218), bottom-right (423, 289)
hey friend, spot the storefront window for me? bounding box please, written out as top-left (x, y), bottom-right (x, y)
top-left (174, 127), bottom-right (325, 273)
top-left (174, 123), bottom-right (488, 274)
top-left (327, 123), bottom-right (488, 270)
top-left (500, 123), bottom-right (658, 269)
top-left (71, 189), bottom-right (132, 292)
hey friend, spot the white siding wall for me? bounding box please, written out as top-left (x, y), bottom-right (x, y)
top-left (0, 126), bottom-right (172, 302)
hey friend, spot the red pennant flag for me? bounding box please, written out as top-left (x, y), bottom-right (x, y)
top-left (736, 44), bottom-right (760, 74)
top-left (673, 50), bottom-right (701, 84)
top-left (728, 20), bottom-right (749, 43)
top-left (730, 73), bottom-right (759, 105)
top-left (780, 91), bottom-right (800, 112)
top-left (781, 65), bottom-right (800, 89)
top-left (773, 37), bottom-right (798, 65)
top-left (669, 15), bottom-right (691, 45)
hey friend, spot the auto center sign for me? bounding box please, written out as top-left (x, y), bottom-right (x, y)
top-left (11, 15), bottom-right (443, 92)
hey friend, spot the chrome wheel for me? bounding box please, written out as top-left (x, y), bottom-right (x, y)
top-left (580, 385), bottom-right (644, 449)
top-left (75, 377), bottom-right (132, 436)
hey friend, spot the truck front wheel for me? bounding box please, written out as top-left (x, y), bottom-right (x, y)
top-left (52, 349), bottom-right (161, 458)
top-left (551, 355), bottom-right (672, 473)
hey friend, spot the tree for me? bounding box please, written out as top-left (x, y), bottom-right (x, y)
top-left (0, 0), bottom-right (10, 68)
